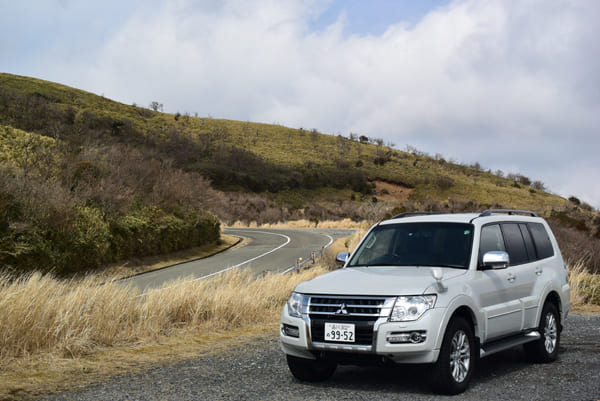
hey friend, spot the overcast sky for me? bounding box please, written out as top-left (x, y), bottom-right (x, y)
top-left (2, 0), bottom-right (599, 208)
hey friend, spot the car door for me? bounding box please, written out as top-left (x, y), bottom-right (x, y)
top-left (520, 223), bottom-right (556, 329)
top-left (474, 224), bottom-right (523, 341)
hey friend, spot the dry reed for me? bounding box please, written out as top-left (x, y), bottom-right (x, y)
top-left (0, 267), bottom-right (327, 363)
top-left (568, 261), bottom-right (600, 307)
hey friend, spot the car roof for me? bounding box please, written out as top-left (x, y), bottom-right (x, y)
top-left (380, 210), bottom-right (543, 226)
top-left (381, 213), bottom-right (479, 225)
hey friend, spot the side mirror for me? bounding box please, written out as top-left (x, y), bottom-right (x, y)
top-left (336, 252), bottom-right (350, 266)
top-left (482, 251), bottom-right (510, 269)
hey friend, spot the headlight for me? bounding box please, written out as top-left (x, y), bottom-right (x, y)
top-left (389, 295), bottom-right (436, 322)
top-left (287, 292), bottom-right (305, 317)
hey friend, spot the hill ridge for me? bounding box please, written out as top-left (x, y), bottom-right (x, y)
top-left (1, 73), bottom-right (598, 274)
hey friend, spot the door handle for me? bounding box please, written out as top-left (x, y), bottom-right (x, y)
top-left (535, 267), bottom-right (543, 276)
top-left (507, 273), bottom-right (516, 283)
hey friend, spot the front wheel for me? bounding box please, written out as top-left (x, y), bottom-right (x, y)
top-left (430, 317), bottom-right (476, 394)
top-left (286, 354), bottom-right (337, 382)
top-left (524, 302), bottom-right (560, 363)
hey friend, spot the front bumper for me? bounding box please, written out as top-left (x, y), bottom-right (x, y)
top-left (280, 305), bottom-right (445, 364)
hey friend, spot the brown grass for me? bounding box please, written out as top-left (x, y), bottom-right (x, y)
top-left (0, 266), bottom-right (327, 399)
top-left (0, 267), bottom-right (326, 360)
top-left (568, 261), bottom-right (600, 311)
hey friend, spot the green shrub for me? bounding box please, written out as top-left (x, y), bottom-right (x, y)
top-left (109, 207), bottom-right (220, 261)
top-left (10, 206), bottom-right (111, 275)
top-left (436, 175), bottom-right (455, 190)
top-left (0, 201), bottom-right (219, 275)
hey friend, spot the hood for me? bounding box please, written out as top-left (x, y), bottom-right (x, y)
top-left (294, 266), bottom-right (467, 296)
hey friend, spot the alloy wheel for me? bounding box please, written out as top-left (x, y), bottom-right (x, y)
top-left (449, 330), bottom-right (471, 383)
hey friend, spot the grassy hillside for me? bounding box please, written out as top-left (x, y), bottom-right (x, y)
top-left (1, 73), bottom-right (599, 274)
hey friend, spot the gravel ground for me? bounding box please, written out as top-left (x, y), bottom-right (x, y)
top-left (38, 314), bottom-right (600, 401)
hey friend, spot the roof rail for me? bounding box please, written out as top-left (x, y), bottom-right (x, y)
top-left (392, 212), bottom-right (442, 219)
top-left (478, 209), bottom-right (538, 217)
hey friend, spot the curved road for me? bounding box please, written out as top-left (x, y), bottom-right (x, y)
top-left (123, 228), bottom-right (355, 293)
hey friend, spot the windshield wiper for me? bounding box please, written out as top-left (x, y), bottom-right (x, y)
top-left (419, 263), bottom-right (466, 269)
top-left (349, 263), bottom-right (466, 269)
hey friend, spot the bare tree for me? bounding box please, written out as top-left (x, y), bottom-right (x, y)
top-left (531, 181), bottom-right (546, 191)
top-left (149, 101), bottom-right (164, 112)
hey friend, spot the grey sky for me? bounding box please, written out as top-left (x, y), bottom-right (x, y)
top-left (2, 0), bottom-right (599, 207)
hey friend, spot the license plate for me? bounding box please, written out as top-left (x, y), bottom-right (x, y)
top-left (324, 322), bottom-right (355, 342)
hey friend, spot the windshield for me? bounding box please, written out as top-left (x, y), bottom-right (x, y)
top-left (348, 222), bottom-right (474, 269)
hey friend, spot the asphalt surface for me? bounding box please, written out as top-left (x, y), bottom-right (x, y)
top-left (123, 228), bottom-right (355, 293)
top-left (37, 313), bottom-right (600, 401)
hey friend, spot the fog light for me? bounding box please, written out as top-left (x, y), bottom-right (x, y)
top-left (387, 331), bottom-right (427, 344)
top-left (409, 332), bottom-right (423, 343)
top-left (282, 324), bottom-right (300, 338)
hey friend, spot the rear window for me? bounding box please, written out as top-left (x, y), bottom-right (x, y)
top-left (529, 223), bottom-right (554, 259)
top-left (501, 223), bottom-right (530, 265)
top-left (519, 223), bottom-right (537, 261)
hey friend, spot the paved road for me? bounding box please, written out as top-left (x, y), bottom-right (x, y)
top-left (123, 228), bottom-right (355, 293)
top-left (37, 314), bottom-right (600, 400)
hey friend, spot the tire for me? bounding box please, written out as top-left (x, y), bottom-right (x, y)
top-left (524, 302), bottom-right (560, 363)
top-left (430, 317), bottom-right (476, 395)
top-left (286, 354), bottom-right (337, 382)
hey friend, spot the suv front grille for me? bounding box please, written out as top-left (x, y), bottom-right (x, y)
top-left (309, 296), bottom-right (387, 317)
top-left (307, 295), bottom-right (394, 346)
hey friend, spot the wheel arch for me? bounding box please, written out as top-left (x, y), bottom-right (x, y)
top-left (435, 302), bottom-right (481, 353)
top-left (543, 290), bottom-right (563, 331)
top-left (449, 306), bottom-right (479, 341)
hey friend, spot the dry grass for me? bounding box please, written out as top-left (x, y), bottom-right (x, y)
top-left (0, 266), bottom-right (327, 399)
top-left (568, 261), bottom-right (600, 311)
top-left (0, 267), bottom-right (326, 360)
top-left (228, 218), bottom-right (368, 229)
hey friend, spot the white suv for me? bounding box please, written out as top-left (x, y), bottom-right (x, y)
top-left (280, 210), bottom-right (570, 394)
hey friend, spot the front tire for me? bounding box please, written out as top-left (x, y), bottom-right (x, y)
top-left (431, 317), bottom-right (476, 394)
top-left (524, 302), bottom-right (560, 363)
top-left (286, 354), bottom-right (337, 382)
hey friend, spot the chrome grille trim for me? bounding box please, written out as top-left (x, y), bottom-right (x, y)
top-left (307, 295), bottom-right (396, 318)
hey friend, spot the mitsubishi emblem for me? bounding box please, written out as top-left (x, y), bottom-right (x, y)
top-left (335, 303), bottom-right (349, 315)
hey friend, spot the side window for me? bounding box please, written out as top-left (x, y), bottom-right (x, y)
top-left (479, 224), bottom-right (505, 265)
top-left (501, 223), bottom-right (530, 265)
top-left (528, 223), bottom-right (555, 259)
top-left (519, 223), bottom-right (536, 261)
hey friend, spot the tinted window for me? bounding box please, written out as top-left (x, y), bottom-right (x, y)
top-left (479, 224), bottom-right (505, 265)
top-left (502, 223), bottom-right (529, 265)
top-left (349, 223), bottom-right (473, 269)
top-left (519, 223), bottom-right (536, 261)
top-left (529, 223), bottom-right (554, 259)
